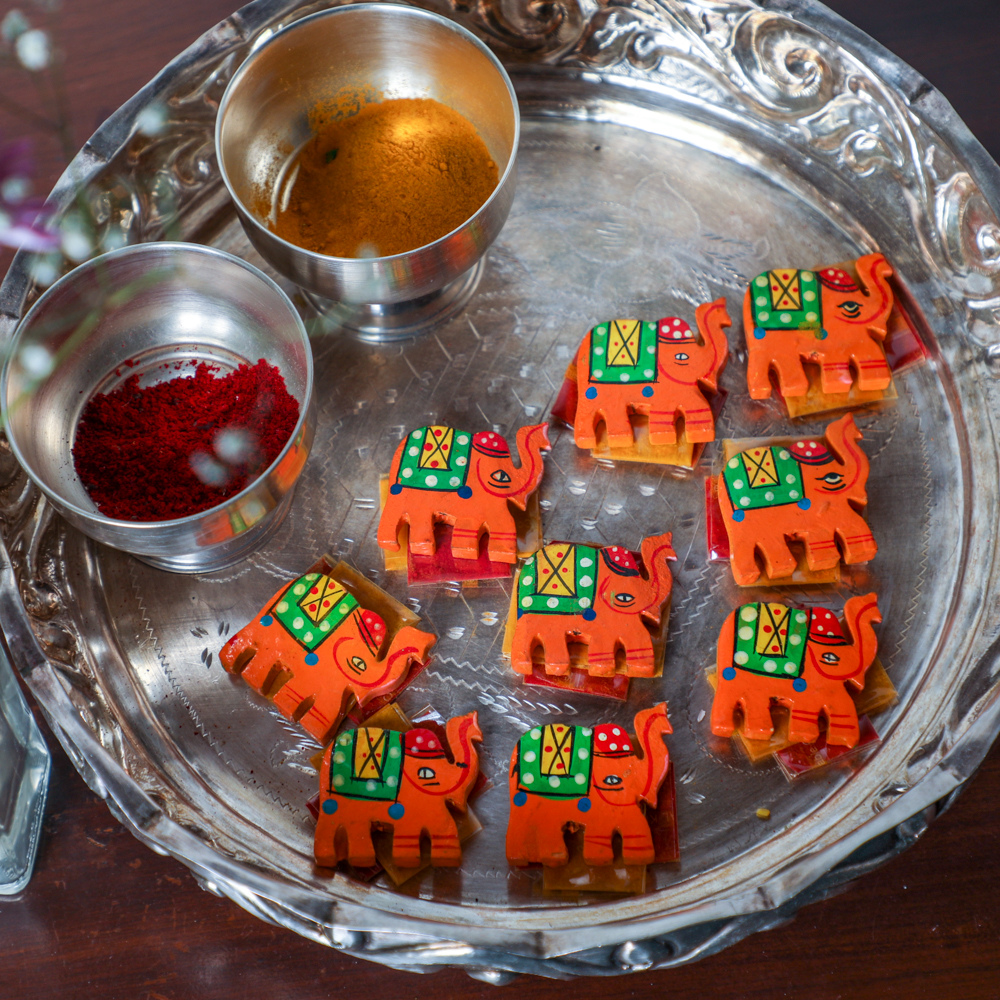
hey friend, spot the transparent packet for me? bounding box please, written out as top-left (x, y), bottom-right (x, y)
top-left (0, 645), bottom-right (50, 894)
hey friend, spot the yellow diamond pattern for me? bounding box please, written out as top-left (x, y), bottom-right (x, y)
top-left (540, 724), bottom-right (573, 776)
top-left (755, 603), bottom-right (791, 658)
top-left (298, 575), bottom-right (347, 623)
top-left (536, 544), bottom-right (576, 597)
top-left (418, 426), bottom-right (454, 469)
top-left (354, 729), bottom-right (388, 780)
top-left (742, 447), bottom-right (779, 488)
top-left (769, 269), bottom-right (802, 311)
top-left (607, 320), bottom-right (641, 367)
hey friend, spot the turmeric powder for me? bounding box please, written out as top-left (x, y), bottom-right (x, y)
top-left (273, 97), bottom-right (499, 258)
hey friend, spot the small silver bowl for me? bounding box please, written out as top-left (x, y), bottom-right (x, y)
top-left (215, 3), bottom-right (519, 340)
top-left (1, 243), bottom-right (315, 574)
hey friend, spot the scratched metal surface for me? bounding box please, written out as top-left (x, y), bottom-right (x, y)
top-left (2, 0), bottom-right (1000, 976)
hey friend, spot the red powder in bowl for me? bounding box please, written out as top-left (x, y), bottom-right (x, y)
top-left (72, 359), bottom-right (300, 521)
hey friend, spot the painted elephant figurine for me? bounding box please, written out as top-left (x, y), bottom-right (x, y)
top-left (510, 533), bottom-right (675, 677)
top-left (506, 704), bottom-right (672, 867)
top-left (711, 594), bottom-right (881, 747)
top-left (717, 413), bottom-right (876, 586)
top-left (744, 253), bottom-right (895, 399)
top-left (219, 570), bottom-right (436, 744)
top-left (573, 299), bottom-right (731, 449)
top-left (378, 423), bottom-right (551, 565)
top-left (315, 712), bottom-right (482, 868)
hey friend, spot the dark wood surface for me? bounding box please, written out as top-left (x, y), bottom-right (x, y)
top-left (2, 1), bottom-right (1000, 996)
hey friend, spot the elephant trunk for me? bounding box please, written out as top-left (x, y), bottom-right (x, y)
top-left (823, 413), bottom-right (869, 499)
top-left (840, 593), bottom-right (882, 688)
top-left (692, 298), bottom-right (732, 390)
top-left (507, 423), bottom-right (552, 509)
top-left (440, 712), bottom-right (483, 800)
top-left (632, 703), bottom-right (672, 806)
top-left (638, 532), bottom-right (676, 621)
top-left (855, 253), bottom-right (895, 338)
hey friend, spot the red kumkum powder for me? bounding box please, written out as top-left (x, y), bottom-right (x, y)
top-left (72, 359), bottom-right (300, 521)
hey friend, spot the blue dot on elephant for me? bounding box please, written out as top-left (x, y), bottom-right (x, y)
top-left (322, 799), bottom-right (337, 814)
top-left (389, 483), bottom-right (403, 495)
top-left (641, 386), bottom-right (654, 398)
top-left (513, 791), bottom-right (527, 807)
top-left (722, 667), bottom-right (736, 681)
top-left (792, 678), bottom-right (807, 692)
top-left (388, 802), bottom-right (405, 820)
top-left (260, 615), bottom-right (273, 627)
top-left (797, 498), bottom-right (811, 510)
top-left (582, 609), bottom-right (597, 621)
top-left (732, 510), bottom-right (745, 522)
top-left (585, 386), bottom-right (598, 400)
top-left (457, 486), bottom-right (473, 499)
top-left (753, 327), bottom-right (766, 340)
top-left (305, 653), bottom-right (319, 666)
top-left (817, 328), bottom-right (828, 340)
top-left (577, 798), bottom-right (592, 813)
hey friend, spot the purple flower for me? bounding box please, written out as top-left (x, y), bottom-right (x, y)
top-left (0, 137), bottom-right (57, 252)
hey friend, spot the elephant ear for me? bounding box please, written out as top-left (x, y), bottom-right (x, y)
top-left (817, 266), bottom-right (860, 292)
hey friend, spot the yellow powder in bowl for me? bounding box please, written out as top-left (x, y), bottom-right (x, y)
top-left (273, 97), bottom-right (499, 258)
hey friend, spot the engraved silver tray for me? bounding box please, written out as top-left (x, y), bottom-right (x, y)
top-left (2, 0), bottom-right (1000, 981)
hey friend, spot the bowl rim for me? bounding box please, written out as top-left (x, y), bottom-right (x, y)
top-left (214, 1), bottom-right (521, 265)
top-left (0, 240), bottom-right (315, 532)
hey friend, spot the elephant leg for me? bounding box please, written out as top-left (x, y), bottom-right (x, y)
top-left (297, 691), bottom-right (346, 745)
top-left (314, 814), bottom-right (345, 867)
top-left (581, 826), bottom-right (615, 866)
top-left (538, 619), bottom-right (572, 676)
top-left (740, 695), bottom-right (777, 742)
top-left (769, 349), bottom-right (810, 398)
top-left (586, 641), bottom-right (617, 677)
top-left (824, 690), bottom-right (862, 747)
top-left (506, 809), bottom-right (569, 866)
top-left (621, 625), bottom-right (655, 677)
top-left (728, 536), bottom-right (764, 587)
top-left (376, 504), bottom-right (403, 552)
top-left (787, 706), bottom-right (821, 746)
top-left (601, 407), bottom-right (636, 449)
top-left (510, 621), bottom-right (539, 676)
top-left (616, 811), bottom-right (655, 865)
top-left (647, 407), bottom-right (679, 446)
top-left (818, 358), bottom-right (854, 395)
top-left (429, 827), bottom-right (462, 866)
top-left (573, 402), bottom-right (600, 450)
top-left (746, 347), bottom-right (775, 400)
top-left (800, 531), bottom-right (843, 573)
top-left (852, 341), bottom-right (892, 391)
top-left (755, 526), bottom-right (798, 580)
top-left (344, 818), bottom-right (378, 868)
top-left (406, 515), bottom-right (438, 557)
top-left (483, 510), bottom-right (519, 565)
top-left (677, 402), bottom-right (714, 444)
top-left (390, 826), bottom-right (424, 868)
top-left (836, 515), bottom-right (878, 565)
top-left (710, 684), bottom-right (739, 738)
top-left (450, 516), bottom-right (483, 561)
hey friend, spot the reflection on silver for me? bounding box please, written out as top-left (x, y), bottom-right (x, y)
top-left (0, 0), bottom-right (999, 980)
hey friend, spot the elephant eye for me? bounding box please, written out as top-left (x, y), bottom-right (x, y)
top-left (613, 593), bottom-right (635, 606)
top-left (490, 469), bottom-right (512, 485)
top-left (839, 301), bottom-right (862, 318)
top-left (603, 775), bottom-right (623, 786)
top-left (821, 652), bottom-right (840, 664)
top-left (417, 767), bottom-right (436, 779)
top-left (674, 352), bottom-right (689, 361)
top-left (349, 656), bottom-right (367, 674)
top-left (819, 472), bottom-right (844, 486)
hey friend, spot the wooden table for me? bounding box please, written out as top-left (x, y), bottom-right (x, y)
top-left (2, 2), bottom-right (999, 996)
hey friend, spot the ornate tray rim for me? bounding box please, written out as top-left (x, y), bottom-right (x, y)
top-left (2, 0), bottom-right (1000, 980)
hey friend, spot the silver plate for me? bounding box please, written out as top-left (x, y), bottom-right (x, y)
top-left (2, 0), bottom-right (1000, 981)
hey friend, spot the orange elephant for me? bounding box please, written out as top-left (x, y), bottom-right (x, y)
top-left (315, 713), bottom-right (482, 868)
top-left (572, 299), bottom-right (731, 449)
top-left (219, 570), bottom-right (435, 744)
top-left (509, 533), bottom-right (675, 677)
top-left (711, 594), bottom-right (881, 747)
top-left (744, 253), bottom-right (895, 399)
top-left (506, 704), bottom-right (672, 867)
top-left (377, 423), bottom-right (550, 565)
top-left (717, 413), bottom-right (875, 586)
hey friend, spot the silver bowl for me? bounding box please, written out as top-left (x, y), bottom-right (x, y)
top-left (215, 3), bottom-right (519, 340)
top-left (1, 242), bottom-right (315, 574)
